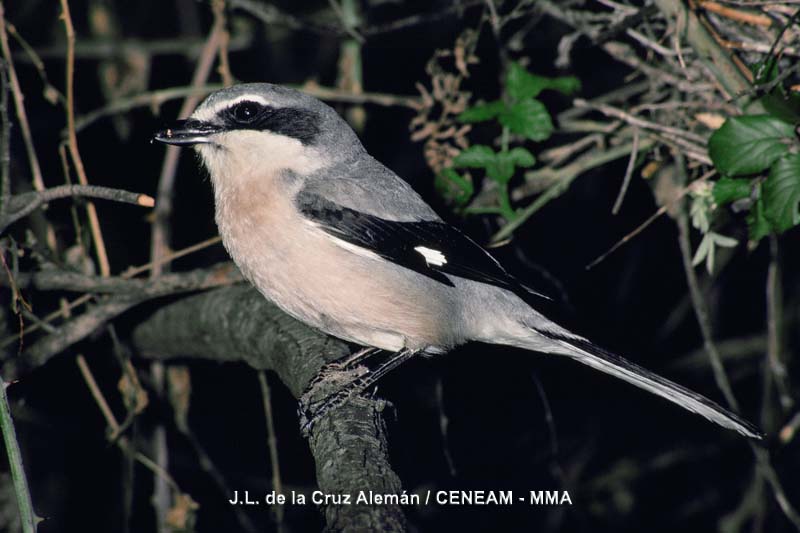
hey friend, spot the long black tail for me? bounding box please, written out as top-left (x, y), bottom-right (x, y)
top-left (517, 330), bottom-right (763, 439)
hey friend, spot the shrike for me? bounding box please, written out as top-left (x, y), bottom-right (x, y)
top-left (154, 83), bottom-right (760, 439)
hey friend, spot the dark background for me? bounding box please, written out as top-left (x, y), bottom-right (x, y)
top-left (2, 1), bottom-right (798, 532)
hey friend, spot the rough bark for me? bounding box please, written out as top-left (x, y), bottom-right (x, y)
top-left (132, 285), bottom-right (407, 532)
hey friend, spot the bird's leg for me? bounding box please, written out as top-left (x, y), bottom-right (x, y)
top-left (299, 348), bottom-right (421, 435)
top-left (300, 346), bottom-right (381, 398)
top-left (298, 346), bottom-right (385, 432)
top-left (302, 346), bottom-right (382, 393)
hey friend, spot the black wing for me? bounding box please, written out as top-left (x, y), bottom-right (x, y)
top-left (297, 193), bottom-right (551, 304)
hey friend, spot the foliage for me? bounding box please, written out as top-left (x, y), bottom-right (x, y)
top-left (443, 61), bottom-right (579, 219)
top-left (708, 114), bottom-right (800, 244)
top-left (687, 51), bottom-right (800, 274)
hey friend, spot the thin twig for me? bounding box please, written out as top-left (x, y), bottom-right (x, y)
top-left (11, 34), bottom-right (253, 62)
top-left (298, 83), bottom-right (421, 108)
top-left (75, 353), bottom-right (184, 493)
top-left (76, 355), bottom-right (119, 434)
top-left (677, 196), bottom-right (740, 409)
top-left (715, 0), bottom-right (800, 5)
top-left (0, 57), bottom-right (9, 221)
top-left (60, 0), bottom-right (112, 278)
top-left (212, 0), bottom-right (234, 86)
top-left (227, 0), bottom-right (339, 35)
top-left (1, 14), bottom-right (60, 252)
top-left (4, 263), bottom-right (241, 294)
top-left (5, 22), bottom-right (65, 107)
top-left (494, 139), bottom-right (654, 242)
top-left (334, 0), bottom-right (365, 131)
top-left (586, 205), bottom-right (668, 269)
top-left (18, 264), bottom-right (240, 371)
top-left (0, 4), bottom-right (46, 194)
top-left (151, 6), bottom-right (227, 278)
top-left (125, 235), bottom-right (222, 277)
top-left (75, 85), bottom-right (223, 133)
top-left (676, 167), bottom-right (800, 531)
top-left (328, 0), bottom-right (365, 43)
top-left (652, 0), bottom-right (765, 110)
top-left (75, 84), bottom-right (420, 133)
top-left (258, 371), bottom-right (285, 532)
top-left (779, 411), bottom-right (800, 444)
top-left (701, 1), bottom-right (773, 26)
top-left (626, 28), bottom-right (689, 57)
top-left (434, 378), bottom-right (456, 477)
top-left (165, 364), bottom-right (258, 533)
top-left (1, 184), bottom-right (154, 233)
top-left (766, 235), bottom-right (792, 409)
top-left (0, 235), bottom-right (224, 348)
top-left (148, 17), bottom-right (226, 523)
top-left (0, 380), bottom-right (37, 533)
top-left (484, 0), bottom-right (501, 37)
top-left (360, 0), bottom-right (484, 37)
top-left (573, 99), bottom-right (708, 144)
top-left (612, 128), bottom-right (639, 214)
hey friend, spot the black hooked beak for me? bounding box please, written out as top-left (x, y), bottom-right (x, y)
top-left (153, 119), bottom-right (222, 146)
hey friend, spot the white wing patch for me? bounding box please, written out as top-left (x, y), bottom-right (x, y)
top-left (312, 226), bottom-right (385, 262)
top-left (414, 246), bottom-right (447, 267)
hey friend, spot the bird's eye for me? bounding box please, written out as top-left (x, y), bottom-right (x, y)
top-left (230, 101), bottom-right (265, 123)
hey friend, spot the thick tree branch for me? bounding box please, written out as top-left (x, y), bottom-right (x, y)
top-left (132, 285), bottom-right (407, 532)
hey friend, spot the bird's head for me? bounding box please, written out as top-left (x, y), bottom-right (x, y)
top-left (154, 83), bottom-right (364, 188)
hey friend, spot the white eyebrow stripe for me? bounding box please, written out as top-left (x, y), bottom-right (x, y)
top-left (414, 246), bottom-right (447, 267)
top-left (191, 94), bottom-right (272, 122)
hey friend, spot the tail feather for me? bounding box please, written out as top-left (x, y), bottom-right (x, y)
top-left (528, 331), bottom-right (763, 439)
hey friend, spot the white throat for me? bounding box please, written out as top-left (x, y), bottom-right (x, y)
top-left (195, 129), bottom-right (327, 195)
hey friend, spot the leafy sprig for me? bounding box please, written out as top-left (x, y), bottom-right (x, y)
top-left (708, 115), bottom-right (800, 242)
top-left (441, 62), bottom-right (580, 220)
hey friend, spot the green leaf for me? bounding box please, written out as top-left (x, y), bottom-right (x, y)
top-left (708, 115), bottom-right (796, 176)
top-left (506, 63), bottom-right (539, 101)
top-left (763, 153), bottom-right (800, 233)
top-left (459, 100), bottom-right (505, 123)
top-left (746, 191), bottom-right (771, 242)
top-left (452, 145), bottom-right (496, 168)
top-left (482, 149), bottom-right (536, 184)
top-left (752, 58), bottom-right (800, 123)
top-left (435, 168), bottom-right (474, 206)
top-left (499, 99), bottom-right (553, 141)
top-left (759, 92), bottom-right (800, 124)
top-left (507, 147), bottom-right (536, 167)
top-left (505, 62), bottom-right (581, 101)
top-left (486, 156), bottom-right (515, 184)
top-left (544, 75), bottom-right (581, 95)
top-left (713, 178), bottom-right (752, 205)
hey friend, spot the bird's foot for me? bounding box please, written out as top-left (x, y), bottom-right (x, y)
top-left (302, 347), bottom-right (380, 393)
top-left (298, 355), bottom-right (373, 436)
top-left (298, 348), bottom-right (420, 436)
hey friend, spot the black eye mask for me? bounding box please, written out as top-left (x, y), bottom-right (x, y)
top-left (223, 101), bottom-right (321, 145)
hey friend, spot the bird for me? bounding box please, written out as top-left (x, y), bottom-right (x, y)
top-left (153, 82), bottom-right (761, 439)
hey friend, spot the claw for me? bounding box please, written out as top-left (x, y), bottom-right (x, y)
top-left (297, 348), bottom-right (420, 436)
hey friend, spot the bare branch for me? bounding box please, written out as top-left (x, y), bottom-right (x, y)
top-left (1, 184), bottom-right (154, 233)
top-left (8, 264), bottom-right (241, 373)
